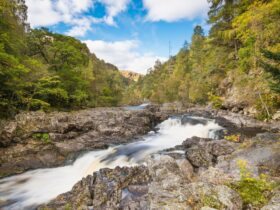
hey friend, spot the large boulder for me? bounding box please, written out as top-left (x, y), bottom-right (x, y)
top-left (183, 137), bottom-right (236, 168)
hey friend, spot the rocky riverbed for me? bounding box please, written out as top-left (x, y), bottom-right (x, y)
top-left (0, 107), bottom-right (166, 178)
top-left (0, 104), bottom-right (279, 210)
top-left (39, 133), bottom-right (280, 210)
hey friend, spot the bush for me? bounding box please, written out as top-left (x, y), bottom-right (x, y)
top-left (208, 93), bottom-right (223, 109)
top-left (32, 133), bottom-right (51, 144)
top-left (229, 159), bottom-right (278, 207)
top-left (29, 99), bottom-right (50, 111)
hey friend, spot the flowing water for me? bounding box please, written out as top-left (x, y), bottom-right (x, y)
top-left (0, 116), bottom-right (222, 210)
top-left (123, 103), bottom-right (149, 111)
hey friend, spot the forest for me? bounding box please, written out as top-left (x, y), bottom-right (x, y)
top-left (123, 0), bottom-right (280, 120)
top-left (1, 0), bottom-right (279, 120)
top-left (0, 0), bottom-right (127, 118)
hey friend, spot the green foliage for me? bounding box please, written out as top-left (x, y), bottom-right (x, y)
top-left (229, 159), bottom-right (278, 207)
top-left (261, 50), bottom-right (280, 93)
top-left (32, 133), bottom-right (51, 144)
top-left (255, 92), bottom-right (279, 120)
top-left (0, 1), bottom-right (126, 118)
top-left (124, 0), bottom-right (280, 120)
top-left (208, 94), bottom-right (223, 109)
top-left (64, 203), bottom-right (72, 210)
top-left (29, 99), bottom-right (50, 111)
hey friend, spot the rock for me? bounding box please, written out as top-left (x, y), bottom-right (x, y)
top-left (39, 166), bottom-right (151, 210)
top-left (197, 167), bottom-right (234, 185)
top-left (159, 101), bottom-right (185, 113)
top-left (272, 111), bottom-right (280, 121)
top-left (211, 140), bottom-right (235, 156)
top-left (186, 146), bottom-right (213, 168)
top-left (201, 207), bottom-right (218, 210)
top-left (38, 126), bottom-right (279, 210)
top-left (181, 115), bottom-right (208, 125)
top-left (176, 159), bottom-right (194, 181)
top-left (182, 136), bottom-right (212, 149)
top-left (0, 108), bottom-right (164, 177)
top-left (183, 137), bottom-right (236, 168)
top-left (0, 122), bottom-right (18, 147)
top-left (261, 188), bottom-right (280, 210)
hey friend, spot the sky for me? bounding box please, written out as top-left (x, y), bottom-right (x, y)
top-left (25, 0), bottom-right (210, 74)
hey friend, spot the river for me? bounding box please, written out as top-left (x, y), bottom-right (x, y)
top-left (0, 113), bottom-right (222, 209)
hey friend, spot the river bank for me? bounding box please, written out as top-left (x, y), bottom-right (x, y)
top-left (36, 104), bottom-right (280, 210)
top-left (0, 107), bottom-right (165, 178)
top-left (0, 104), bottom-right (279, 209)
top-left (40, 133), bottom-right (280, 210)
top-left (1, 103), bottom-right (279, 178)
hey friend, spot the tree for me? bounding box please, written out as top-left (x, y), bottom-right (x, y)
top-left (261, 50), bottom-right (280, 93)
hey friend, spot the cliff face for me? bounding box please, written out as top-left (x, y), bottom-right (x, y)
top-left (13, 0), bottom-right (30, 31)
top-left (120, 70), bottom-right (142, 82)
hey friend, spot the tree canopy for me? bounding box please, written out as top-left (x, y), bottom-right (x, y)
top-left (124, 0), bottom-right (280, 119)
top-left (0, 0), bottom-right (127, 118)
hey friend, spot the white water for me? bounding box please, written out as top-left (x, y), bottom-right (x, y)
top-left (0, 116), bottom-right (222, 210)
top-left (123, 103), bottom-right (149, 111)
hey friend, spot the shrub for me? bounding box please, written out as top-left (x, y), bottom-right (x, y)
top-left (229, 159), bottom-right (278, 207)
top-left (32, 132), bottom-right (51, 144)
top-left (208, 93), bottom-right (223, 109)
top-left (29, 99), bottom-right (50, 111)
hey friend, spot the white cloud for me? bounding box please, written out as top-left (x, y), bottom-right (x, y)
top-left (26, 0), bottom-right (61, 27)
top-left (26, 0), bottom-right (131, 36)
top-left (26, 0), bottom-right (94, 36)
top-left (84, 40), bottom-right (167, 74)
top-left (66, 17), bottom-right (93, 37)
top-left (143, 0), bottom-right (209, 22)
top-left (99, 0), bottom-right (130, 26)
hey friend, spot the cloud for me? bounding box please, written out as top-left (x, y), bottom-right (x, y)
top-left (25, 0), bottom-right (61, 27)
top-left (66, 17), bottom-right (93, 37)
top-left (83, 40), bottom-right (167, 74)
top-left (26, 0), bottom-right (94, 36)
top-left (25, 0), bottom-right (131, 36)
top-left (143, 0), bottom-right (209, 22)
top-left (99, 0), bottom-right (130, 26)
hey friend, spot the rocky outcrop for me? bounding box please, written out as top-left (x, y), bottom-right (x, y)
top-left (0, 108), bottom-right (165, 177)
top-left (41, 133), bottom-right (280, 210)
top-left (149, 103), bottom-right (280, 132)
top-left (120, 70), bottom-right (142, 82)
top-left (40, 165), bottom-right (151, 210)
top-left (40, 155), bottom-right (242, 210)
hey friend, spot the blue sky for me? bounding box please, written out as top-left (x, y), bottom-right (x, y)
top-left (26, 0), bottom-right (210, 74)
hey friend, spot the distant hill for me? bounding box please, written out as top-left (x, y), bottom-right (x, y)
top-left (120, 70), bottom-right (142, 82)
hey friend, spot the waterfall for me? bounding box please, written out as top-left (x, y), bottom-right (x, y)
top-left (0, 116), bottom-right (222, 210)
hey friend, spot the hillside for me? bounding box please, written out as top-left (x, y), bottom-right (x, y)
top-left (0, 0), bottom-right (127, 118)
top-left (120, 70), bottom-right (142, 82)
top-left (124, 0), bottom-right (280, 120)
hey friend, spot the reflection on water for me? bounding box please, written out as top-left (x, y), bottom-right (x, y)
top-left (0, 116), bottom-right (222, 210)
